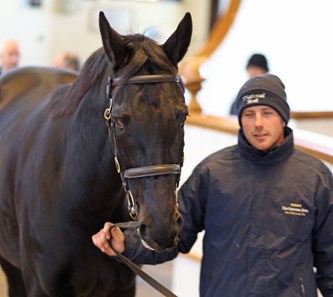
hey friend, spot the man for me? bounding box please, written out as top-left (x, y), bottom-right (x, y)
top-left (53, 51), bottom-right (80, 71)
top-left (0, 40), bottom-right (20, 74)
top-left (245, 53), bottom-right (269, 79)
top-left (93, 74), bottom-right (333, 296)
top-left (230, 53), bottom-right (269, 115)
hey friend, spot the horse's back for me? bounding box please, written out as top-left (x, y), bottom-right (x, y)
top-left (0, 66), bottom-right (78, 163)
top-left (0, 66), bottom-right (78, 110)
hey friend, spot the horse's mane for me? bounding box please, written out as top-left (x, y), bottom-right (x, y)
top-left (47, 34), bottom-right (177, 118)
top-left (47, 48), bottom-right (108, 117)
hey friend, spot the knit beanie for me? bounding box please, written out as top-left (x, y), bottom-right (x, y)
top-left (246, 54), bottom-right (269, 72)
top-left (236, 74), bottom-right (290, 125)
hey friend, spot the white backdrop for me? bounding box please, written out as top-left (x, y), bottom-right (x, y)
top-left (198, 0), bottom-right (333, 116)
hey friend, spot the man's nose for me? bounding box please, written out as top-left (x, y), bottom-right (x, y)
top-left (254, 113), bottom-right (263, 127)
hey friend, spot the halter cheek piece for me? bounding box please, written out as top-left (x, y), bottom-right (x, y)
top-left (104, 74), bottom-right (185, 220)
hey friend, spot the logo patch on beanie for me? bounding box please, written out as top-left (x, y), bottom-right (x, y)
top-left (242, 92), bottom-right (266, 105)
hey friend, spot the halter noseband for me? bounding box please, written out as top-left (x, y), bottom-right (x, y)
top-left (104, 74), bottom-right (185, 220)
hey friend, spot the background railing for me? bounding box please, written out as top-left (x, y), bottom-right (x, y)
top-left (186, 113), bottom-right (333, 164)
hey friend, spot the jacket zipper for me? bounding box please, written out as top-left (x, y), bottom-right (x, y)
top-left (298, 276), bottom-right (306, 297)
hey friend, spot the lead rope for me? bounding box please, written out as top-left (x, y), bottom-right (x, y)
top-left (109, 222), bottom-right (178, 297)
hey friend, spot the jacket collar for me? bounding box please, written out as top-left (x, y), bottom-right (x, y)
top-left (237, 127), bottom-right (294, 165)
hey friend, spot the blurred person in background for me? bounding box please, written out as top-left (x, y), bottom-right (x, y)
top-left (53, 51), bottom-right (80, 71)
top-left (229, 53), bottom-right (269, 115)
top-left (0, 40), bottom-right (20, 74)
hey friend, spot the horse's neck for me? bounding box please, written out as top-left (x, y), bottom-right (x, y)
top-left (65, 85), bottom-right (123, 200)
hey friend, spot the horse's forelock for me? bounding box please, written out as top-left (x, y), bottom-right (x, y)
top-left (119, 35), bottom-right (176, 78)
top-left (141, 37), bottom-right (177, 73)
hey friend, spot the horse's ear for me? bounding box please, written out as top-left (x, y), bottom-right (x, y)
top-left (98, 11), bottom-right (130, 69)
top-left (162, 12), bottom-right (192, 66)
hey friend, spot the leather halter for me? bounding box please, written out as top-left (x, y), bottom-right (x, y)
top-left (112, 74), bottom-right (185, 92)
top-left (104, 74), bottom-right (185, 220)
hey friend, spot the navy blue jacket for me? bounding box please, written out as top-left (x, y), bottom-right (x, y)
top-left (124, 128), bottom-right (333, 297)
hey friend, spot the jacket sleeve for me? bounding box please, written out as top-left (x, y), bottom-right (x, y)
top-left (122, 162), bottom-right (207, 264)
top-left (313, 167), bottom-right (333, 296)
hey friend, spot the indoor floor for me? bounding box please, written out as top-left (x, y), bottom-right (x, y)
top-left (0, 261), bottom-right (173, 297)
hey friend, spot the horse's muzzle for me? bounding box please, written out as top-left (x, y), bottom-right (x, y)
top-left (138, 212), bottom-right (182, 252)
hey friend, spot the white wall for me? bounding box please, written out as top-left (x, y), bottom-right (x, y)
top-left (0, 0), bottom-right (210, 68)
top-left (198, 0), bottom-right (333, 116)
top-left (0, 2), bottom-right (51, 66)
top-left (2, 1), bottom-right (333, 114)
top-left (290, 118), bottom-right (333, 138)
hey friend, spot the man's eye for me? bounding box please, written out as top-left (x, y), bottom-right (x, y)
top-left (243, 113), bottom-right (253, 117)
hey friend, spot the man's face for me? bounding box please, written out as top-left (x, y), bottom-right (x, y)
top-left (1, 41), bottom-right (20, 71)
top-left (241, 105), bottom-right (285, 152)
top-left (247, 66), bottom-right (267, 78)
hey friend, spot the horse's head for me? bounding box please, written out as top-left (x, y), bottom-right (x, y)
top-left (99, 12), bottom-right (192, 251)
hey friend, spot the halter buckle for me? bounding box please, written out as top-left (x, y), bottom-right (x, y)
top-left (104, 108), bottom-right (111, 121)
top-left (114, 157), bottom-right (121, 173)
top-left (127, 191), bottom-right (138, 220)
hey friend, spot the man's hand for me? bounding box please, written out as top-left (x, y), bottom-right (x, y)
top-left (92, 222), bottom-right (125, 256)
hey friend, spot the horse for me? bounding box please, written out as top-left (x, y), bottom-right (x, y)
top-left (0, 11), bottom-right (192, 297)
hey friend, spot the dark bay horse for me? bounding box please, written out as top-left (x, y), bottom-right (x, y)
top-left (0, 11), bottom-right (192, 297)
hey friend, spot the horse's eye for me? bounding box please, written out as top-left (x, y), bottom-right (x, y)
top-left (176, 106), bottom-right (188, 127)
top-left (113, 118), bottom-right (124, 129)
top-left (113, 114), bottom-right (130, 129)
top-left (179, 114), bottom-right (188, 127)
